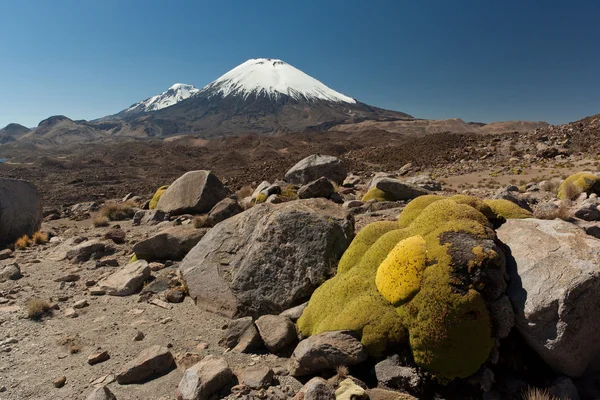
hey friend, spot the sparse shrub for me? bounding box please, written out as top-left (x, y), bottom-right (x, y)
top-left (99, 201), bottom-right (136, 221)
top-left (14, 235), bottom-right (32, 250)
top-left (523, 387), bottom-right (559, 400)
top-left (235, 185), bottom-right (254, 200)
top-left (92, 215), bottom-right (110, 227)
top-left (26, 297), bottom-right (51, 320)
top-left (193, 215), bottom-right (213, 229)
top-left (361, 187), bottom-right (394, 202)
top-left (535, 200), bottom-right (572, 221)
top-left (32, 231), bottom-right (48, 245)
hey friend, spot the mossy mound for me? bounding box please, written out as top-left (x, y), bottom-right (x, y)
top-left (149, 185), bottom-right (169, 210)
top-left (484, 199), bottom-right (533, 220)
top-left (255, 192), bottom-right (268, 203)
top-left (298, 196), bottom-right (506, 380)
top-left (558, 172), bottom-right (600, 200)
top-left (362, 187), bottom-right (396, 202)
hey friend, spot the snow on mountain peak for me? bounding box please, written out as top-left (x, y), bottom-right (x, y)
top-left (126, 83), bottom-right (200, 113)
top-left (202, 58), bottom-right (357, 104)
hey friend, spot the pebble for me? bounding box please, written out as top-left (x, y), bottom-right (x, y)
top-left (73, 299), bottom-right (89, 309)
top-left (160, 317), bottom-right (172, 324)
top-left (88, 350), bottom-right (110, 365)
top-left (133, 331), bottom-right (145, 341)
top-left (53, 376), bottom-right (66, 388)
top-left (64, 308), bottom-right (78, 318)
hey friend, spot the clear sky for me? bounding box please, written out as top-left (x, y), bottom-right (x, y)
top-left (1, 0), bottom-right (599, 128)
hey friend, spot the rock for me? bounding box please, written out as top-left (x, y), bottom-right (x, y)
top-left (489, 296), bottom-right (515, 339)
top-left (54, 273), bottom-right (80, 282)
top-left (208, 198), bottom-right (243, 224)
top-left (335, 378), bottom-right (368, 400)
top-left (255, 315), bottom-right (297, 354)
top-left (132, 209), bottom-right (168, 226)
top-left (374, 355), bottom-right (421, 394)
top-left (374, 178), bottom-right (430, 201)
top-left (104, 228), bottom-right (126, 244)
top-left (117, 345), bottom-right (176, 384)
top-left (66, 240), bottom-right (112, 263)
top-left (284, 155), bottom-right (347, 185)
top-left (0, 249), bottom-right (13, 260)
top-left (64, 308), bottom-right (78, 318)
top-left (289, 331), bottom-right (367, 377)
top-left (252, 181), bottom-right (271, 199)
top-left (157, 170), bottom-right (229, 215)
top-left (165, 288), bottom-right (185, 303)
top-left (398, 163), bottom-right (413, 176)
top-left (574, 200), bottom-right (600, 221)
top-left (343, 200), bottom-right (363, 209)
top-left (492, 188), bottom-right (532, 212)
top-left (96, 260), bottom-right (151, 296)
top-left (298, 177), bottom-right (335, 199)
top-left (85, 386), bottom-right (117, 400)
top-left (73, 299), bottom-right (89, 309)
top-left (279, 302), bottom-right (308, 321)
top-left (53, 375), bottom-right (66, 388)
top-left (180, 198), bottom-right (354, 318)
top-left (88, 350), bottom-right (110, 365)
top-left (239, 365), bottom-right (274, 389)
top-left (0, 178), bottom-right (43, 247)
top-left (133, 331), bottom-right (145, 341)
top-left (330, 192), bottom-right (344, 203)
top-left (405, 175), bottom-right (442, 191)
top-left (220, 317), bottom-right (263, 353)
top-left (343, 174), bottom-right (362, 187)
top-left (0, 263), bottom-right (22, 282)
top-left (133, 226), bottom-right (208, 261)
top-left (293, 377), bottom-right (335, 400)
top-left (366, 388), bottom-right (418, 400)
top-left (176, 355), bottom-right (233, 400)
top-left (549, 376), bottom-right (580, 400)
top-left (498, 218), bottom-right (600, 377)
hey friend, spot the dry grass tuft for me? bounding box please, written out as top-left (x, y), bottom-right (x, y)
top-left (14, 235), bottom-right (32, 250)
top-left (92, 215), bottom-right (110, 227)
top-left (26, 297), bottom-right (52, 320)
top-left (99, 201), bottom-right (136, 221)
top-left (32, 231), bottom-right (48, 245)
top-left (235, 185), bottom-right (254, 200)
top-left (328, 364), bottom-right (349, 387)
top-left (561, 181), bottom-right (579, 201)
top-left (193, 215), bottom-right (213, 229)
top-left (523, 387), bottom-right (559, 400)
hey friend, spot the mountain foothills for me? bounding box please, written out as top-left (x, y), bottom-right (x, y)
top-left (0, 58), bottom-right (548, 145)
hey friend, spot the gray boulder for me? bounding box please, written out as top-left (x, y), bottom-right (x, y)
top-left (176, 356), bottom-right (232, 400)
top-left (180, 198), bottom-right (354, 318)
top-left (208, 198), bottom-right (242, 224)
top-left (0, 178), bottom-right (43, 247)
top-left (117, 345), bottom-right (175, 384)
top-left (493, 188), bottom-right (532, 212)
top-left (95, 260), bottom-right (151, 296)
top-left (374, 355), bottom-right (421, 394)
top-left (284, 155), bottom-right (347, 185)
top-left (220, 317), bottom-right (263, 353)
top-left (289, 331), bottom-right (367, 377)
top-left (574, 199), bottom-right (600, 221)
top-left (132, 209), bottom-right (168, 226)
top-left (133, 226), bottom-right (208, 261)
top-left (0, 263), bottom-right (21, 283)
top-left (157, 170), bottom-right (229, 215)
top-left (293, 377), bottom-right (335, 400)
top-left (238, 365), bottom-right (273, 389)
top-left (405, 175), bottom-right (442, 192)
top-left (497, 218), bottom-right (600, 377)
top-left (298, 177), bottom-right (335, 199)
top-left (256, 315), bottom-right (297, 354)
top-left (66, 240), bottom-right (113, 263)
top-left (374, 178), bottom-right (430, 201)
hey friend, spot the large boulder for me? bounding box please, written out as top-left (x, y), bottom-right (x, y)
top-left (298, 177), bottom-right (335, 200)
top-left (117, 345), bottom-right (176, 384)
top-left (95, 260), bottom-right (151, 296)
top-left (180, 198), bottom-right (354, 318)
top-left (157, 170), bottom-right (229, 215)
top-left (176, 356), bottom-right (232, 400)
top-left (284, 155), bottom-right (347, 185)
top-left (0, 178), bottom-right (43, 246)
top-left (374, 178), bottom-right (430, 201)
top-left (133, 226), bottom-right (208, 261)
top-left (497, 218), bottom-right (600, 377)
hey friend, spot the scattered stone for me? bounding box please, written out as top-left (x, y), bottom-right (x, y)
top-left (549, 376), bottom-right (580, 400)
top-left (54, 273), bottom-right (80, 282)
top-left (343, 174), bottom-right (362, 187)
top-left (343, 200), bottom-right (363, 209)
top-left (498, 218), bottom-right (600, 377)
top-left (53, 375), bottom-right (66, 388)
top-left (133, 226), bottom-right (208, 261)
top-left (150, 298), bottom-right (173, 310)
top-left (160, 317), bottom-right (172, 324)
top-left (298, 177), bottom-right (335, 199)
top-left (180, 198), bottom-right (354, 318)
top-left (88, 350), bottom-right (110, 365)
top-left (239, 365), bottom-right (274, 389)
top-left (157, 170), bottom-right (229, 215)
top-left (366, 388), bottom-right (417, 400)
top-left (104, 228), bottom-right (126, 244)
top-left (149, 262), bottom-right (165, 271)
top-left (279, 302), bottom-right (308, 321)
top-left (574, 200), bottom-right (600, 221)
top-left (373, 178), bottom-right (430, 201)
top-left (64, 308), bottom-right (78, 318)
top-left (335, 378), bottom-right (367, 400)
top-left (0, 263), bottom-right (22, 282)
top-left (405, 174), bottom-right (442, 191)
top-left (95, 260), bottom-right (151, 296)
top-left (220, 316), bottom-right (263, 353)
top-left (0, 249), bottom-right (13, 260)
top-left (289, 331), bottom-right (367, 377)
top-left (165, 288), bottom-right (185, 303)
top-left (132, 209), bottom-right (168, 226)
top-left (133, 331), bottom-right (145, 341)
top-left (255, 315), bottom-right (297, 354)
top-left (176, 355), bottom-right (233, 400)
top-left (85, 386), bottom-right (117, 400)
top-left (66, 240), bottom-right (113, 263)
top-left (293, 377), bottom-right (335, 400)
top-left (208, 198), bottom-right (243, 224)
top-left (97, 257), bottom-right (119, 268)
top-left (375, 355), bottom-right (422, 394)
top-left (284, 155), bottom-right (347, 185)
top-left (73, 299), bottom-right (89, 309)
top-left (116, 345), bottom-right (176, 384)
top-left (0, 178), bottom-right (43, 247)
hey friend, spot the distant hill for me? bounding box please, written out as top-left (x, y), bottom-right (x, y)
top-left (0, 123), bottom-right (31, 143)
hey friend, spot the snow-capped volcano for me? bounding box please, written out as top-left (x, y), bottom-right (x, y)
top-left (201, 58), bottom-right (356, 104)
top-left (124, 83), bottom-right (199, 114)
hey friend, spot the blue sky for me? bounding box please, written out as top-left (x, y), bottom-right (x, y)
top-left (1, 0), bottom-right (599, 128)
